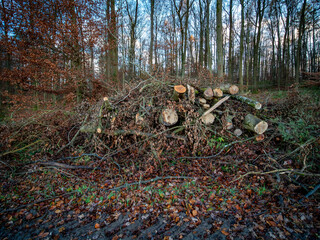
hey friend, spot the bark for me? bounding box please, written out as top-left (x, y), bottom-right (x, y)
top-left (231, 95), bottom-right (262, 110)
top-left (228, 0), bottom-right (233, 81)
top-left (173, 85), bottom-right (187, 101)
top-left (205, 0), bottom-right (211, 71)
top-left (126, 0), bottom-right (139, 78)
top-left (187, 84), bottom-right (196, 103)
top-left (239, 0), bottom-right (245, 93)
top-left (149, 0), bottom-right (154, 73)
top-left (224, 113), bottom-right (233, 130)
top-left (199, 0), bottom-right (204, 67)
top-left (219, 83), bottom-right (239, 95)
top-left (253, 0), bottom-right (266, 90)
top-left (295, 0), bottom-right (307, 83)
top-left (216, 0), bottom-right (223, 79)
top-left (109, 0), bottom-right (118, 84)
top-left (243, 114), bottom-right (268, 134)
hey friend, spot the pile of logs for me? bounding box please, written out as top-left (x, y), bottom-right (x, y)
top-left (161, 83), bottom-right (268, 135)
top-left (81, 82), bottom-right (268, 139)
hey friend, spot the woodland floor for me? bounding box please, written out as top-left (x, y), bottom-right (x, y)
top-left (0, 82), bottom-right (319, 239)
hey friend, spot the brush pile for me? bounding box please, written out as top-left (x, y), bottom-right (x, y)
top-left (79, 81), bottom-right (269, 157)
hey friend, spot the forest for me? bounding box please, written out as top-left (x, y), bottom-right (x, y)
top-left (0, 0), bottom-right (320, 239)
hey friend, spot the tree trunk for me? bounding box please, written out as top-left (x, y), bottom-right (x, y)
top-left (243, 114), bottom-right (268, 134)
top-left (219, 83), bottom-right (239, 95)
top-left (110, 0), bottom-right (118, 84)
top-left (149, 0), bottom-right (154, 73)
top-left (239, 0), bottom-right (245, 93)
top-left (253, 0), bottom-right (266, 91)
top-left (216, 0), bottom-right (223, 79)
top-left (228, 0), bottom-right (233, 82)
top-left (295, 0), bottom-right (307, 84)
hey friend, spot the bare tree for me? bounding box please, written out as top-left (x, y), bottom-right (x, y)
top-left (216, 0), bottom-right (223, 79)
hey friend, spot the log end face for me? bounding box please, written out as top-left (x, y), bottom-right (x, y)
top-left (161, 109), bottom-right (178, 126)
top-left (174, 85), bottom-right (186, 94)
top-left (229, 85), bottom-right (239, 95)
top-left (254, 121), bottom-right (268, 135)
top-left (255, 103), bottom-right (262, 110)
top-left (201, 113), bottom-right (215, 125)
top-left (204, 87), bottom-right (214, 100)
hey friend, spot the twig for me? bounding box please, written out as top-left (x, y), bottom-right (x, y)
top-left (276, 137), bottom-right (317, 161)
top-left (0, 139), bottom-right (43, 157)
top-left (57, 115), bottom-right (88, 154)
top-left (104, 176), bottom-right (194, 193)
top-left (232, 169), bottom-right (320, 183)
top-left (38, 161), bottom-right (102, 170)
top-left (177, 136), bottom-right (256, 160)
top-left (96, 125), bottom-right (187, 167)
top-left (302, 182), bottom-right (320, 200)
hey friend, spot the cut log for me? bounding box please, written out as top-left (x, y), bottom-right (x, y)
top-left (173, 85), bottom-right (186, 101)
top-left (213, 88), bottom-right (223, 97)
top-left (201, 113), bottom-right (215, 125)
top-left (203, 104), bottom-right (210, 110)
top-left (202, 95), bottom-right (230, 117)
top-left (199, 98), bottom-right (207, 105)
top-left (225, 113), bottom-right (234, 130)
top-left (232, 95), bottom-right (262, 110)
top-left (243, 114), bottom-right (268, 134)
top-left (234, 129), bottom-right (243, 137)
top-left (160, 108), bottom-right (178, 126)
top-left (204, 87), bottom-right (214, 100)
top-left (187, 84), bottom-right (195, 103)
top-left (219, 83), bottom-right (239, 95)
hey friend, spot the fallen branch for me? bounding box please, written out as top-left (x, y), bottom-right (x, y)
top-left (232, 169), bottom-right (320, 183)
top-left (300, 182), bottom-right (320, 202)
top-left (231, 95), bottom-right (262, 110)
top-left (104, 129), bottom-right (186, 141)
top-left (38, 161), bottom-right (102, 170)
top-left (0, 139), bottom-right (43, 157)
top-left (58, 116), bottom-right (88, 153)
top-left (104, 176), bottom-right (194, 193)
top-left (201, 95), bottom-right (230, 117)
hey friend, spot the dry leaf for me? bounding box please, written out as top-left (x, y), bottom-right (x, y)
top-left (192, 210), bottom-right (198, 217)
top-left (95, 223), bottom-right (100, 229)
top-left (221, 229), bottom-right (229, 236)
top-left (38, 231), bottom-right (49, 238)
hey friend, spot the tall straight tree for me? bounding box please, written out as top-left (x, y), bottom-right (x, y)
top-left (239, 0), bottom-right (245, 92)
top-left (125, 0), bottom-right (139, 78)
top-left (149, 0), bottom-right (155, 73)
top-left (295, 0), bottom-right (307, 83)
top-left (216, 0), bottom-right (223, 79)
top-left (252, 0), bottom-right (266, 90)
top-left (204, 0), bottom-right (212, 71)
top-left (173, 0), bottom-right (193, 77)
top-left (109, 0), bottom-right (118, 84)
top-left (228, 0), bottom-right (233, 81)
